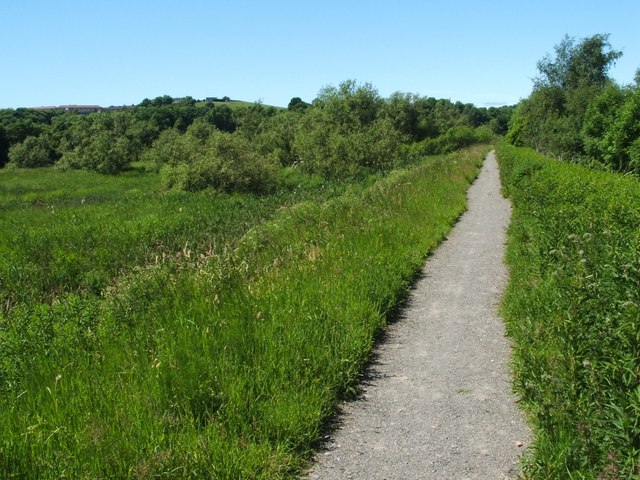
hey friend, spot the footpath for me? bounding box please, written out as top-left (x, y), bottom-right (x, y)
top-left (309, 151), bottom-right (530, 479)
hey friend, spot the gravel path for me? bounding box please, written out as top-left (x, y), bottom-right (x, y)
top-left (308, 151), bottom-right (530, 479)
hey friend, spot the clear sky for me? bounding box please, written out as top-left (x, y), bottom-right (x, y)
top-left (1, 0), bottom-right (638, 109)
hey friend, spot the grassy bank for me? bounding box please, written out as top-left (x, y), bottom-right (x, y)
top-left (0, 146), bottom-right (487, 478)
top-left (497, 143), bottom-right (640, 479)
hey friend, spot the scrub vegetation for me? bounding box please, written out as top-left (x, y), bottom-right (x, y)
top-left (6, 29), bottom-right (638, 477)
top-left (0, 80), bottom-right (492, 478)
top-left (0, 80), bottom-right (507, 175)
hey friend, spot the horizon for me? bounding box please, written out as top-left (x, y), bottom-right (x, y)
top-left (16, 94), bottom-right (518, 112)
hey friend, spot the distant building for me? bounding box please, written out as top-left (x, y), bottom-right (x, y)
top-left (60, 105), bottom-right (103, 114)
top-left (32, 105), bottom-right (103, 114)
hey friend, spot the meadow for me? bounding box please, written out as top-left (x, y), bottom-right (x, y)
top-left (0, 145), bottom-right (487, 478)
top-left (497, 143), bottom-right (640, 479)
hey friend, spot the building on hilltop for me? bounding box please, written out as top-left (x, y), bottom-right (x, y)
top-left (60, 105), bottom-right (103, 114)
top-left (32, 105), bottom-right (103, 114)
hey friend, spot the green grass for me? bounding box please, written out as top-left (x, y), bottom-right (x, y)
top-left (497, 143), bottom-right (640, 479)
top-left (0, 146), bottom-right (487, 478)
top-left (0, 165), bottom-right (353, 311)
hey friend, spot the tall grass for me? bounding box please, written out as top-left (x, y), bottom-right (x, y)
top-left (0, 146), bottom-right (486, 478)
top-left (497, 143), bottom-right (640, 479)
top-left (0, 166), bottom-right (350, 311)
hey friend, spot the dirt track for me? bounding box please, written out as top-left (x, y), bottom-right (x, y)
top-left (309, 151), bottom-right (530, 479)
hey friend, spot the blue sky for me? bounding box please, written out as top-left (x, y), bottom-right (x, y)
top-left (1, 1), bottom-right (638, 109)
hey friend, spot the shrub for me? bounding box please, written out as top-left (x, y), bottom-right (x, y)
top-left (161, 131), bottom-right (278, 194)
top-left (8, 136), bottom-right (54, 168)
top-left (293, 111), bottom-right (405, 178)
top-left (142, 128), bottom-right (200, 172)
top-left (254, 111), bottom-right (302, 167)
top-left (403, 125), bottom-right (492, 158)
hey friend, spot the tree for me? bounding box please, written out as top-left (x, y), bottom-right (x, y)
top-left (604, 88), bottom-right (640, 172)
top-left (204, 104), bottom-right (235, 132)
top-left (56, 112), bottom-right (136, 173)
top-left (383, 92), bottom-right (423, 141)
top-left (314, 80), bottom-right (382, 130)
top-left (8, 135), bottom-right (54, 168)
top-left (293, 81), bottom-right (405, 178)
top-left (160, 130), bottom-right (278, 194)
top-left (255, 110), bottom-right (302, 166)
top-left (582, 84), bottom-right (628, 164)
top-left (508, 34), bottom-right (623, 160)
top-left (234, 103), bottom-right (276, 140)
top-left (287, 97), bottom-right (310, 112)
top-left (535, 34), bottom-right (621, 91)
top-left (0, 126), bottom-right (9, 167)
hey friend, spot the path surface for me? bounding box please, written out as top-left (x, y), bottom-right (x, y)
top-left (309, 151), bottom-right (530, 479)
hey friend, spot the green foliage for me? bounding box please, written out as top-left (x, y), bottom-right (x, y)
top-left (292, 80), bottom-right (406, 178)
top-left (507, 87), bottom-right (586, 158)
top-left (582, 85), bottom-right (640, 173)
top-left (606, 88), bottom-right (640, 173)
top-left (383, 92), bottom-right (438, 141)
top-left (54, 112), bottom-right (140, 173)
top-left (233, 102), bottom-right (278, 140)
top-left (143, 121), bottom-right (278, 194)
top-left (162, 132), bottom-right (278, 194)
top-left (142, 127), bottom-right (196, 170)
top-left (497, 142), bottom-right (640, 478)
top-left (486, 105), bottom-right (515, 135)
top-left (0, 145), bottom-right (487, 478)
top-left (407, 125), bottom-right (494, 158)
top-left (294, 113), bottom-right (405, 178)
top-left (535, 34), bottom-right (621, 91)
top-left (0, 126), bottom-right (9, 167)
top-left (1, 82), bottom-right (498, 188)
top-left (8, 135), bottom-right (55, 167)
top-left (582, 84), bottom-right (629, 166)
top-left (254, 110), bottom-right (302, 166)
top-left (0, 108), bottom-right (63, 166)
top-left (314, 80), bottom-right (382, 127)
top-left (287, 97), bottom-right (310, 112)
top-left (508, 33), bottom-right (624, 164)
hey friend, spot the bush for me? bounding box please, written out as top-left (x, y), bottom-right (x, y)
top-left (161, 131), bottom-right (278, 194)
top-left (8, 136), bottom-right (54, 168)
top-left (55, 115), bottom-right (137, 174)
top-left (142, 128), bottom-right (201, 172)
top-left (404, 125), bottom-right (492, 158)
top-left (293, 110), bottom-right (405, 178)
top-left (254, 111), bottom-right (302, 166)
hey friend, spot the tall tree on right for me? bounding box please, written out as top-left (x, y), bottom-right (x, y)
top-left (508, 34), bottom-right (622, 161)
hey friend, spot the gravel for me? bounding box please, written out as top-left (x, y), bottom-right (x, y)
top-left (308, 151), bottom-right (531, 479)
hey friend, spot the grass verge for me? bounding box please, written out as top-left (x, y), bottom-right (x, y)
top-left (497, 143), bottom-right (640, 479)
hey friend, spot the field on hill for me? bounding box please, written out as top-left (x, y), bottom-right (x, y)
top-left (0, 143), bottom-right (488, 478)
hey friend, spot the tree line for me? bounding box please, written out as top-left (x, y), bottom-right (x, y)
top-left (507, 34), bottom-right (640, 174)
top-left (0, 82), bottom-right (511, 191)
